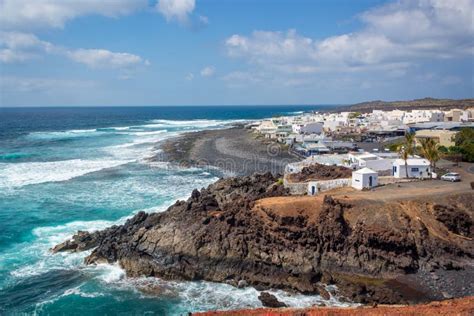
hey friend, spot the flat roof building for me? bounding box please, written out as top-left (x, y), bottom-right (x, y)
top-left (415, 129), bottom-right (457, 147)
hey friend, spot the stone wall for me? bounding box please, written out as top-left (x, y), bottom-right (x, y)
top-left (284, 175), bottom-right (351, 195)
top-left (283, 175), bottom-right (308, 195)
top-left (285, 174), bottom-right (420, 195)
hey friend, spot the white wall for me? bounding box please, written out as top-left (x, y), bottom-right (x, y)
top-left (393, 164), bottom-right (431, 178)
top-left (365, 159), bottom-right (395, 172)
top-left (307, 178), bottom-right (351, 196)
top-left (351, 172), bottom-right (378, 190)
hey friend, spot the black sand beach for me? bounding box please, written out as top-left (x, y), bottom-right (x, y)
top-left (154, 126), bottom-right (300, 176)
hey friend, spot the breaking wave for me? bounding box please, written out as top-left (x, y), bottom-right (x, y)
top-left (0, 159), bottom-right (131, 188)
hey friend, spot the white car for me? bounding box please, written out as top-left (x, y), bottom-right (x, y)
top-left (441, 172), bottom-right (461, 182)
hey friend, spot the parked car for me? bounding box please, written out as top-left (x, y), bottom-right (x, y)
top-left (441, 172), bottom-right (461, 182)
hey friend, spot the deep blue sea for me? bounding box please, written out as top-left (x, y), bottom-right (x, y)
top-left (0, 106), bottom-right (346, 315)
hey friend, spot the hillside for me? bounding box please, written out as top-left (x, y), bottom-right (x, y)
top-left (336, 98), bottom-right (474, 113)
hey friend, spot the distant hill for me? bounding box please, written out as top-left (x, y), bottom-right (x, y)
top-left (336, 98), bottom-right (474, 113)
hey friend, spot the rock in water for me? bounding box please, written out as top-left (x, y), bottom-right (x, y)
top-left (51, 231), bottom-right (101, 253)
top-left (258, 292), bottom-right (287, 308)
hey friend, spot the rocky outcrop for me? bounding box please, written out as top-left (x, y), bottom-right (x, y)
top-left (258, 292), bottom-right (287, 308)
top-left (53, 173), bottom-right (474, 304)
top-left (432, 205), bottom-right (473, 238)
top-left (288, 164), bottom-right (352, 182)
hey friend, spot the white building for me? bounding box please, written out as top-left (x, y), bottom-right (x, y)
top-left (351, 168), bottom-right (378, 190)
top-left (392, 159), bottom-right (431, 178)
top-left (402, 110), bottom-right (444, 124)
top-left (301, 122), bottom-right (323, 134)
top-left (256, 120), bottom-right (276, 134)
top-left (347, 152), bottom-right (397, 172)
top-left (324, 120), bottom-right (345, 132)
top-left (292, 122), bottom-right (323, 134)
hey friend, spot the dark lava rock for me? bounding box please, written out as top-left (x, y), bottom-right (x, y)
top-left (317, 285), bottom-right (331, 300)
top-left (258, 292), bottom-right (287, 308)
top-left (433, 204), bottom-right (473, 237)
top-left (288, 163), bottom-right (352, 182)
top-left (52, 172), bottom-right (474, 305)
top-left (51, 230), bottom-right (102, 253)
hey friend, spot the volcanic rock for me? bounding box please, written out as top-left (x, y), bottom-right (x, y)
top-left (288, 164), bottom-right (352, 182)
top-left (258, 292), bottom-right (287, 308)
top-left (52, 173), bottom-right (474, 304)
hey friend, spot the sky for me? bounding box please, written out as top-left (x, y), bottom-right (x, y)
top-left (0, 0), bottom-right (473, 107)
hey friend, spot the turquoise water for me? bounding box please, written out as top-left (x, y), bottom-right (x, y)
top-left (0, 106), bottom-right (346, 315)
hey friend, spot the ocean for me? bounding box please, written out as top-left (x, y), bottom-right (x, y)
top-left (0, 105), bottom-right (347, 315)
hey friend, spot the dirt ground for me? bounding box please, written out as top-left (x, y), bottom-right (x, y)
top-left (253, 196), bottom-right (325, 225)
top-left (331, 163), bottom-right (474, 202)
top-left (193, 296), bottom-right (474, 316)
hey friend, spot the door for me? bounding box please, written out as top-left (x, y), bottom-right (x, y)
top-left (311, 186), bottom-right (316, 195)
top-left (368, 176), bottom-right (373, 187)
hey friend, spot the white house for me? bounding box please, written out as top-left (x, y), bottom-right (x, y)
top-left (324, 120), bottom-right (345, 132)
top-left (351, 168), bottom-right (378, 190)
top-left (256, 120), bottom-right (277, 134)
top-left (392, 159), bottom-right (431, 178)
top-left (300, 122), bottom-right (323, 134)
top-left (347, 152), bottom-right (397, 172)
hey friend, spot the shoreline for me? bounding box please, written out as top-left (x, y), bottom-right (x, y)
top-left (152, 125), bottom-right (300, 176)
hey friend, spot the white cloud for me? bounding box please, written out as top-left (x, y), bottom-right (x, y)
top-left (200, 66), bottom-right (215, 77)
top-left (185, 72), bottom-right (194, 80)
top-left (0, 32), bottom-right (149, 69)
top-left (156, 0), bottom-right (195, 24)
top-left (226, 30), bottom-right (316, 63)
top-left (67, 49), bottom-right (148, 69)
top-left (0, 0), bottom-right (147, 30)
top-left (225, 0), bottom-right (474, 76)
top-left (0, 31), bottom-right (56, 63)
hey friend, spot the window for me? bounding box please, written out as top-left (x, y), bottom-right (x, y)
top-left (411, 167), bottom-right (419, 172)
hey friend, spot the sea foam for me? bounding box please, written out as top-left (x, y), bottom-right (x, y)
top-left (0, 159), bottom-right (130, 188)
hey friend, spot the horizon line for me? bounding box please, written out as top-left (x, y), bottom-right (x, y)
top-left (0, 104), bottom-right (344, 109)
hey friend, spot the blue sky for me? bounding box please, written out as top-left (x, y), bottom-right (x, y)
top-left (0, 0), bottom-right (473, 106)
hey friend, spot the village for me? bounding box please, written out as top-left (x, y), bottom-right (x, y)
top-left (250, 107), bottom-right (474, 195)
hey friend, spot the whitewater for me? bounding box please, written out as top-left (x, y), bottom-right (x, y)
top-left (0, 106), bottom-right (343, 314)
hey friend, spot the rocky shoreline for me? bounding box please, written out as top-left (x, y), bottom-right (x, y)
top-left (52, 171), bottom-right (474, 307)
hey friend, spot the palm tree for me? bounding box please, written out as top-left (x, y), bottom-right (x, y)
top-left (398, 144), bottom-right (409, 178)
top-left (418, 138), bottom-right (440, 175)
top-left (404, 132), bottom-right (416, 157)
top-left (398, 132), bottom-right (416, 178)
